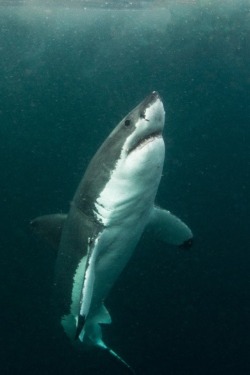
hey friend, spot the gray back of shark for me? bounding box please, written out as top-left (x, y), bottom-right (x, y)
top-left (31, 91), bottom-right (193, 374)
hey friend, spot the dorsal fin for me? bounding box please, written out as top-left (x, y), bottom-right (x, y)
top-left (30, 213), bottom-right (67, 250)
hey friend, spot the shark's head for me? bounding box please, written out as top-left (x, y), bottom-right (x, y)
top-left (85, 91), bottom-right (165, 174)
top-left (109, 91), bottom-right (166, 182)
top-left (120, 91), bottom-right (165, 153)
top-left (76, 91), bottom-right (165, 217)
top-left (108, 91), bottom-right (165, 160)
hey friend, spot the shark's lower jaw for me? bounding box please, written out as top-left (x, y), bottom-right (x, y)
top-left (128, 131), bottom-right (162, 154)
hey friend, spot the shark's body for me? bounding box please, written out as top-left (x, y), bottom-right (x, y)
top-left (31, 92), bottom-right (193, 373)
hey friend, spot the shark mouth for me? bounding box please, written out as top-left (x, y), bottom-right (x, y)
top-left (128, 131), bottom-right (162, 154)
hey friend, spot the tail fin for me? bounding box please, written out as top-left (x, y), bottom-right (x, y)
top-left (102, 346), bottom-right (136, 375)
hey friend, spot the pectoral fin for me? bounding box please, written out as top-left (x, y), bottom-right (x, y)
top-left (30, 213), bottom-right (67, 250)
top-left (147, 206), bottom-right (193, 248)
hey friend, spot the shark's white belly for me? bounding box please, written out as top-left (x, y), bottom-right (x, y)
top-left (88, 137), bottom-right (165, 316)
top-left (89, 205), bottom-right (152, 316)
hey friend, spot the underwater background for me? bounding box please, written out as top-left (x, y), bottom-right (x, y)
top-left (0, 1), bottom-right (249, 374)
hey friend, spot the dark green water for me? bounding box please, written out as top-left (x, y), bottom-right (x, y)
top-left (1, 2), bottom-right (249, 374)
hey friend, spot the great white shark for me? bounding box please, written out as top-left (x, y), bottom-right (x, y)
top-left (31, 91), bottom-right (193, 373)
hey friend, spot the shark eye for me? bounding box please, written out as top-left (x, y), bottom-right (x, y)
top-left (124, 119), bottom-right (131, 127)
